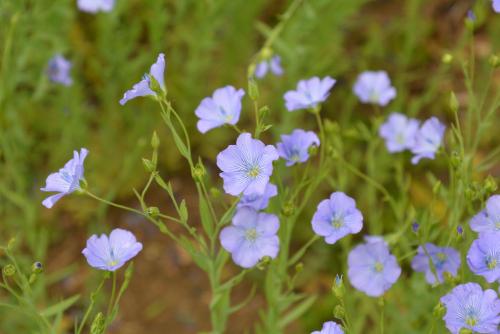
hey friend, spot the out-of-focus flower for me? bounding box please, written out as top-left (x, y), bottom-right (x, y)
top-left (77, 0), bottom-right (115, 13)
top-left (40, 148), bottom-right (88, 208)
top-left (219, 207), bottom-right (279, 268)
top-left (284, 76), bottom-right (336, 111)
top-left (440, 283), bottom-right (500, 333)
top-left (469, 195), bottom-right (500, 234)
top-left (379, 112), bottom-right (419, 153)
top-left (493, 0), bottom-right (500, 13)
top-left (347, 239), bottom-right (401, 297)
top-left (255, 56), bottom-right (283, 79)
top-left (312, 192), bottom-right (363, 245)
top-left (47, 55), bottom-right (73, 86)
top-left (82, 228), bottom-right (143, 271)
top-left (120, 53), bottom-right (166, 105)
top-left (238, 183), bottom-right (278, 211)
top-left (353, 71), bottom-right (396, 106)
top-left (195, 86), bottom-right (245, 133)
top-left (311, 321), bottom-right (344, 334)
top-left (217, 133), bottom-right (279, 196)
top-left (467, 232), bottom-right (500, 283)
top-left (410, 117), bottom-right (446, 164)
top-left (277, 129), bottom-right (320, 166)
top-left (411, 243), bottom-right (460, 284)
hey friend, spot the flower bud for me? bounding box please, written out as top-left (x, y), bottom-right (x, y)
top-left (145, 206), bottom-right (160, 218)
top-left (442, 53), bottom-right (453, 64)
top-left (2, 264), bottom-right (16, 277)
top-left (151, 131), bottom-right (160, 149)
top-left (484, 175), bottom-right (498, 194)
top-left (295, 262), bottom-right (303, 274)
top-left (333, 305), bottom-right (345, 319)
top-left (248, 78), bottom-right (259, 101)
top-left (192, 162), bottom-right (206, 182)
top-left (142, 158), bottom-right (155, 173)
top-left (332, 274), bottom-right (344, 299)
top-left (209, 187), bottom-right (221, 198)
top-left (281, 201), bottom-right (295, 217)
top-left (411, 221), bottom-right (420, 234)
top-left (90, 312), bottom-right (106, 334)
top-left (450, 150), bottom-right (461, 169)
top-left (433, 302), bottom-right (446, 318)
top-left (449, 92), bottom-right (459, 114)
top-left (489, 54), bottom-right (499, 68)
top-left (32, 262), bottom-right (43, 274)
top-left (261, 47), bottom-right (273, 59)
top-left (257, 256), bottom-right (271, 270)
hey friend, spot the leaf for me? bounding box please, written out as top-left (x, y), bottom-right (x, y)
top-left (40, 294), bottom-right (80, 317)
top-left (198, 193), bottom-right (214, 237)
top-left (179, 199), bottom-right (188, 222)
top-left (277, 295), bottom-right (317, 329)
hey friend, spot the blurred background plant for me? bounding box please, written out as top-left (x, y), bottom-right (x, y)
top-left (0, 0), bottom-right (499, 333)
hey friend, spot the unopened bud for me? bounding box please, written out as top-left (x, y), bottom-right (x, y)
top-left (411, 221), bottom-right (420, 234)
top-left (2, 264), bottom-right (16, 277)
top-left (484, 175), bottom-right (498, 194)
top-left (90, 312), bottom-right (106, 334)
top-left (151, 131), bottom-right (160, 149)
top-left (295, 262), bottom-right (303, 274)
top-left (332, 274), bottom-right (344, 299)
top-left (489, 55), bottom-right (499, 68)
top-left (442, 53), bottom-right (453, 64)
top-left (433, 302), bottom-right (445, 318)
top-left (281, 202), bottom-right (295, 217)
top-left (32, 262), bottom-right (43, 274)
top-left (450, 150), bottom-right (461, 169)
top-left (145, 207), bottom-right (160, 218)
top-left (449, 92), bottom-right (459, 113)
top-left (248, 78), bottom-right (259, 101)
top-left (192, 163), bottom-right (206, 181)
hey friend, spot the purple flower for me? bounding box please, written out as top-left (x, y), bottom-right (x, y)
top-left (347, 239), bottom-right (401, 297)
top-left (440, 282), bottom-right (500, 334)
top-left (195, 86), bottom-right (245, 133)
top-left (467, 232), bottom-right (500, 283)
top-left (411, 243), bottom-right (461, 285)
top-left (284, 76), bottom-right (336, 111)
top-left (311, 321), bottom-right (344, 334)
top-left (216, 133), bottom-right (279, 196)
top-left (238, 183), bottom-right (278, 211)
top-left (311, 192), bottom-right (363, 245)
top-left (219, 207), bottom-right (279, 268)
top-left (47, 55), bottom-right (72, 86)
top-left (40, 148), bottom-right (88, 209)
top-left (77, 0), bottom-right (114, 13)
top-left (255, 56), bottom-right (284, 79)
top-left (276, 129), bottom-right (320, 166)
top-left (120, 53), bottom-right (166, 105)
top-left (410, 117), bottom-right (446, 164)
top-left (82, 228), bottom-right (143, 271)
top-left (469, 195), bottom-right (500, 234)
top-left (353, 71), bottom-right (396, 106)
top-left (493, 0), bottom-right (500, 13)
top-left (379, 112), bottom-right (419, 153)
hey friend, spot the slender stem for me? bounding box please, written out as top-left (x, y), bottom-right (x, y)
top-left (106, 272), bottom-right (117, 324)
top-left (76, 274), bottom-right (107, 334)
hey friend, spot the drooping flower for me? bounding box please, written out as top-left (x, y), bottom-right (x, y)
top-left (237, 183), bottom-right (278, 211)
top-left (120, 53), bottom-right (166, 105)
top-left (410, 117), bottom-right (446, 164)
top-left (411, 243), bottom-right (461, 285)
top-left (493, 0), bottom-right (500, 13)
top-left (311, 192), bottom-right (363, 245)
top-left (219, 207), bottom-right (279, 268)
top-left (311, 321), bottom-right (344, 334)
top-left (347, 239), bottom-right (401, 297)
top-left (77, 0), bottom-right (115, 13)
top-left (47, 55), bottom-right (72, 86)
top-left (353, 71), bottom-right (396, 106)
top-left (195, 86), bottom-right (245, 133)
top-left (284, 76), bottom-right (336, 111)
top-left (82, 228), bottom-right (143, 271)
top-left (255, 56), bottom-right (284, 79)
top-left (379, 112), bottom-right (419, 153)
top-left (467, 232), bottom-right (500, 283)
top-left (276, 129), bottom-right (320, 166)
top-left (440, 283), bottom-right (500, 334)
top-left (40, 148), bottom-right (88, 208)
top-left (216, 133), bottom-right (279, 196)
top-left (469, 195), bottom-right (500, 234)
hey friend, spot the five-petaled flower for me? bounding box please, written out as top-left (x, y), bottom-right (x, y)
top-left (219, 207), bottom-right (280, 268)
top-left (255, 56), bottom-right (284, 79)
top-left (47, 55), bottom-right (73, 86)
top-left (277, 129), bottom-right (320, 166)
top-left (467, 232), bottom-right (500, 283)
top-left (311, 321), bottom-right (344, 334)
top-left (469, 195), bottom-right (500, 235)
top-left (347, 239), bottom-right (401, 297)
top-left (120, 53), bottom-right (166, 105)
top-left (216, 133), bottom-right (279, 196)
top-left (493, 0), bottom-right (500, 13)
top-left (311, 192), bottom-right (363, 245)
top-left (237, 183), bottom-right (278, 211)
top-left (40, 148), bottom-right (88, 208)
top-left (440, 283), bottom-right (500, 334)
top-left (411, 243), bottom-right (460, 285)
top-left (284, 76), bottom-right (336, 111)
top-left (77, 0), bottom-right (115, 13)
top-left (410, 117), bottom-right (446, 164)
top-left (379, 112), bottom-right (419, 153)
top-left (353, 71), bottom-right (396, 106)
top-left (195, 86), bottom-right (245, 133)
top-left (82, 228), bottom-right (143, 271)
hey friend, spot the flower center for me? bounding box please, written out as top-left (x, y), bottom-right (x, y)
top-left (465, 315), bottom-right (478, 327)
top-left (245, 228), bottom-right (258, 242)
top-left (395, 133), bottom-right (405, 145)
top-left (247, 166), bottom-right (260, 178)
top-left (486, 256), bottom-right (497, 270)
top-left (496, 221), bottom-right (500, 229)
top-left (331, 218), bottom-right (343, 229)
top-left (374, 262), bottom-right (384, 272)
top-left (107, 260), bottom-right (118, 267)
top-left (434, 252), bottom-right (447, 269)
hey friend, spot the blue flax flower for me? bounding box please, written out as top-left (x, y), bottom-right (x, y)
top-left (195, 86), bottom-right (245, 133)
top-left (120, 53), bottom-right (166, 105)
top-left (47, 55), bottom-right (72, 86)
top-left (311, 321), bottom-right (344, 334)
top-left (40, 148), bottom-right (88, 208)
top-left (219, 207), bottom-right (279, 268)
top-left (255, 56), bottom-right (284, 79)
top-left (410, 117), bottom-right (446, 164)
top-left (82, 228), bottom-right (143, 271)
top-left (470, 195), bottom-right (500, 234)
top-left (379, 112), bottom-right (419, 153)
top-left (312, 192), bottom-right (363, 245)
top-left (467, 232), bottom-right (500, 283)
top-left (284, 76), bottom-right (336, 111)
top-left (77, 0), bottom-right (114, 13)
top-left (347, 239), bottom-right (401, 297)
top-left (440, 282), bottom-right (500, 333)
top-left (353, 71), bottom-right (396, 106)
top-left (494, 0), bottom-right (500, 13)
top-left (411, 243), bottom-right (460, 284)
top-left (238, 183), bottom-right (278, 211)
top-left (277, 129), bottom-right (320, 166)
top-left (216, 133), bottom-right (279, 196)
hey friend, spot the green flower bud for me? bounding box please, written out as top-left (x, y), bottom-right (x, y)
top-left (489, 54), bottom-right (499, 68)
top-left (192, 162), bottom-right (206, 182)
top-left (145, 207), bottom-right (160, 218)
top-left (449, 92), bottom-right (459, 113)
top-left (210, 187), bottom-right (221, 198)
top-left (151, 131), bottom-right (160, 149)
top-left (295, 262), bottom-right (303, 274)
top-left (450, 150), bottom-right (461, 169)
top-left (484, 175), bottom-right (498, 194)
top-left (332, 274), bottom-right (344, 299)
top-left (248, 78), bottom-right (259, 101)
top-left (32, 262), bottom-right (43, 274)
top-left (90, 312), bottom-right (106, 334)
top-left (308, 145), bottom-right (318, 156)
top-left (442, 53), bottom-right (453, 64)
top-left (281, 202), bottom-right (295, 217)
top-left (261, 47), bottom-right (273, 59)
top-left (333, 305), bottom-right (345, 319)
top-left (257, 256), bottom-right (271, 270)
top-left (2, 264), bottom-right (16, 277)
top-left (142, 158), bottom-right (155, 173)
top-left (433, 302), bottom-right (446, 318)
